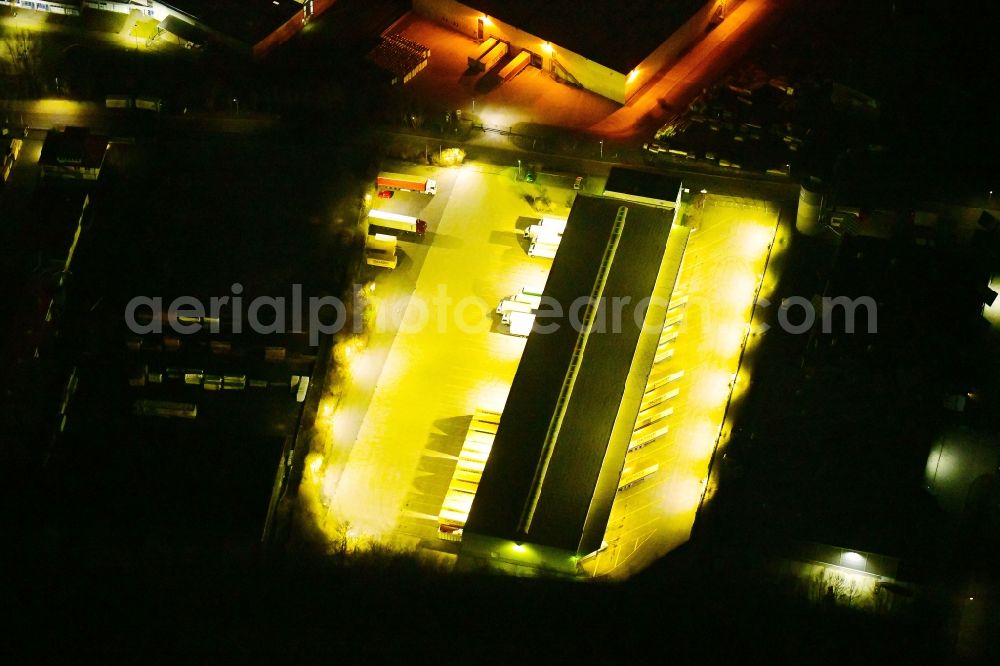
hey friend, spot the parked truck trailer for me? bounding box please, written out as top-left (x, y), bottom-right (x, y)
top-left (477, 41), bottom-right (508, 72)
top-left (498, 50), bottom-right (531, 81)
top-left (505, 311), bottom-right (535, 336)
top-left (528, 240), bottom-right (559, 259)
top-left (368, 209), bottom-right (427, 235)
top-left (468, 37), bottom-right (498, 70)
top-left (540, 216), bottom-right (568, 233)
top-left (377, 172), bottom-right (437, 195)
top-left (496, 298), bottom-right (536, 316)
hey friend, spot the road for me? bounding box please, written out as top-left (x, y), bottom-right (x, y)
top-left (375, 127), bottom-right (799, 202)
top-left (3, 99), bottom-right (277, 136)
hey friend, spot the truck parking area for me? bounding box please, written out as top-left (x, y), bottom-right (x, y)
top-left (325, 163), bottom-right (572, 548)
top-left (318, 165), bottom-right (783, 575)
top-left (582, 194), bottom-right (781, 578)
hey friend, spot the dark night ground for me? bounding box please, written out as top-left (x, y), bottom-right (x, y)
top-left (4, 0), bottom-right (1000, 659)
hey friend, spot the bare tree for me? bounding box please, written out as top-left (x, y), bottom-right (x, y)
top-left (4, 30), bottom-right (41, 97)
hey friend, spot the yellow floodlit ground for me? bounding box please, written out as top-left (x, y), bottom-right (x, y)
top-left (471, 380), bottom-right (515, 415)
top-left (130, 18), bottom-right (159, 41)
top-left (653, 474), bottom-right (703, 518)
top-left (713, 319), bottom-right (750, 358)
top-left (690, 368), bottom-right (735, 408)
top-left (677, 418), bottom-right (721, 459)
top-left (317, 165), bottom-right (558, 550)
top-left (23, 99), bottom-right (86, 115)
top-left (983, 276), bottom-right (1000, 328)
top-left (738, 222), bottom-right (775, 259)
top-left (722, 270), bottom-right (761, 310)
top-left (585, 195), bottom-right (780, 579)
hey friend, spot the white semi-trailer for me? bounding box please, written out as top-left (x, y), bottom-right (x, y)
top-left (540, 216), bottom-right (568, 233)
top-left (511, 291), bottom-right (542, 308)
top-left (505, 311), bottom-right (535, 336)
top-left (368, 209), bottom-right (427, 235)
top-left (496, 298), bottom-right (536, 316)
top-left (528, 241), bottom-right (559, 259)
top-left (524, 216), bottom-right (566, 242)
top-left (524, 224), bottom-right (562, 243)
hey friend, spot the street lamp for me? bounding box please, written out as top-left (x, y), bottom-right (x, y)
top-left (517, 159), bottom-right (522, 181)
top-left (233, 98), bottom-right (239, 115)
top-left (599, 140), bottom-right (604, 159)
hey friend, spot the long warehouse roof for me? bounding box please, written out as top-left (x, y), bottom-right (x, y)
top-left (465, 194), bottom-right (680, 555)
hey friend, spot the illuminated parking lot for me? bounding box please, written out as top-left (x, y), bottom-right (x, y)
top-left (583, 193), bottom-right (782, 578)
top-left (320, 164), bottom-right (571, 550)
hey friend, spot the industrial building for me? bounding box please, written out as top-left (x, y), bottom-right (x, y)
top-left (39, 127), bottom-right (109, 181)
top-left (0, 0), bottom-right (334, 56)
top-left (152, 0), bottom-right (335, 56)
top-left (604, 165), bottom-right (686, 208)
top-left (457, 171), bottom-right (689, 574)
top-left (413, 0), bottom-right (721, 103)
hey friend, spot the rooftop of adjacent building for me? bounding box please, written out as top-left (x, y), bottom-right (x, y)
top-left (469, 0), bottom-right (711, 74)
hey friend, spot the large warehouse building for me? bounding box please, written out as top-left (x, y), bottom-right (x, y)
top-left (413, 0), bottom-right (721, 103)
top-left (458, 174), bottom-right (689, 574)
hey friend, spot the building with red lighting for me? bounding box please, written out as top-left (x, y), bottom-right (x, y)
top-left (413, 0), bottom-right (723, 103)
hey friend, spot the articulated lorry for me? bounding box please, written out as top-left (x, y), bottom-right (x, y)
top-left (377, 172), bottom-right (437, 195)
top-left (368, 209), bottom-right (427, 235)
